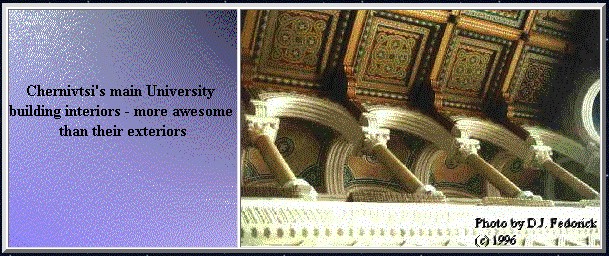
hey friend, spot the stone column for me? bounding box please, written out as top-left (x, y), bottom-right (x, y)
top-left (247, 115), bottom-right (294, 184)
top-left (530, 143), bottom-right (599, 200)
top-left (245, 100), bottom-right (316, 200)
top-left (543, 173), bottom-right (556, 200)
top-left (362, 126), bottom-right (439, 195)
top-left (451, 136), bottom-right (536, 199)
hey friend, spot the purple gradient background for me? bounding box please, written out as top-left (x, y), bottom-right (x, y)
top-left (8, 10), bottom-right (237, 247)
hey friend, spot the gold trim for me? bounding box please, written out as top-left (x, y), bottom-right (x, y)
top-left (429, 22), bottom-right (455, 89)
top-left (247, 81), bottom-right (326, 97)
top-left (523, 10), bottom-right (537, 32)
top-left (528, 32), bottom-right (568, 52)
top-left (500, 42), bottom-right (524, 98)
top-left (457, 16), bottom-right (521, 41)
top-left (241, 10), bottom-right (260, 58)
top-left (501, 10), bottom-right (537, 99)
top-left (343, 10), bottom-right (368, 76)
top-left (386, 10), bottom-right (450, 24)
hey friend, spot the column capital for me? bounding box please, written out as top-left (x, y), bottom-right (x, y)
top-left (362, 126), bottom-right (390, 150)
top-left (526, 136), bottom-right (553, 168)
top-left (448, 137), bottom-right (480, 164)
top-left (448, 127), bottom-right (480, 162)
top-left (246, 99), bottom-right (280, 142)
top-left (456, 137), bottom-right (480, 156)
top-left (360, 112), bottom-right (379, 127)
top-left (246, 115), bottom-right (280, 142)
top-left (530, 144), bottom-right (553, 164)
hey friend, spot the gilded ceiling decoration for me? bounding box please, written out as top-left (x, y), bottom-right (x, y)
top-left (263, 11), bottom-right (329, 75)
top-left (532, 10), bottom-right (578, 38)
top-left (348, 11), bottom-right (443, 101)
top-left (242, 9), bottom-right (589, 124)
top-left (345, 10), bottom-right (444, 102)
top-left (242, 10), bottom-right (349, 91)
top-left (460, 10), bottom-right (528, 28)
top-left (434, 28), bottom-right (512, 113)
top-left (505, 46), bottom-right (563, 120)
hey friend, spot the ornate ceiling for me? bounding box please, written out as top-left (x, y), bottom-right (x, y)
top-left (241, 9), bottom-right (597, 129)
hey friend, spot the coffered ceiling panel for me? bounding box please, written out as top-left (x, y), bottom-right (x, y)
top-left (504, 46), bottom-right (563, 121)
top-left (242, 9), bottom-right (596, 127)
top-left (242, 10), bottom-right (349, 92)
top-left (532, 10), bottom-right (579, 38)
top-left (257, 10), bottom-right (336, 79)
top-left (345, 10), bottom-right (445, 102)
top-left (434, 29), bottom-right (513, 114)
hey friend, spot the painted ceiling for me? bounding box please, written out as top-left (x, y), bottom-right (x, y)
top-left (241, 10), bottom-right (598, 126)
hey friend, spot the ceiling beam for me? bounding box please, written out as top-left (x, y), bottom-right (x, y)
top-left (429, 10), bottom-right (459, 89)
top-left (456, 15), bottom-right (521, 41)
top-left (501, 10), bottom-right (538, 98)
top-left (386, 10), bottom-right (449, 24)
top-left (528, 32), bottom-right (570, 52)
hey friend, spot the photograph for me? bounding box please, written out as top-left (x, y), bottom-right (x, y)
top-left (239, 9), bottom-right (602, 247)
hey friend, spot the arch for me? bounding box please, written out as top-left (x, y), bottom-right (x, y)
top-left (325, 138), bottom-right (353, 195)
top-left (255, 92), bottom-right (362, 195)
top-left (412, 144), bottom-right (480, 198)
top-left (412, 145), bottom-right (444, 184)
top-left (452, 116), bottom-right (529, 160)
top-left (258, 92), bottom-right (363, 144)
top-left (581, 79), bottom-right (601, 144)
top-left (366, 105), bottom-right (453, 150)
top-left (522, 126), bottom-right (587, 165)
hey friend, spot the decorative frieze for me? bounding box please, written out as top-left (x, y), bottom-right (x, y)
top-left (348, 188), bottom-right (446, 203)
top-left (241, 199), bottom-right (601, 247)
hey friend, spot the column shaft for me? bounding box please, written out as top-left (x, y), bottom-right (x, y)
top-left (255, 134), bottom-right (296, 184)
top-left (542, 160), bottom-right (599, 199)
top-left (371, 144), bottom-right (425, 193)
top-left (465, 154), bottom-right (522, 198)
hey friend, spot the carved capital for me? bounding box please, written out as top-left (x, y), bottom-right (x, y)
top-left (362, 126), bottom-right (390, 150)
top-left (360, 112), bottom-right (379, 127)
top-left (448, 137), bottom-right (480, 164)
top-left (450, 125), bottom-right (471, 139)
top-left (531, 145), bottom-right (553, 164)
top-left (525, 136), bottom-right (552, 168)
top-left (448, 126), bottom-right (480, 163)
top-left (456, 137), bottom-right (480, 156)
top-left (246, 115), bottom-right (280, 142)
